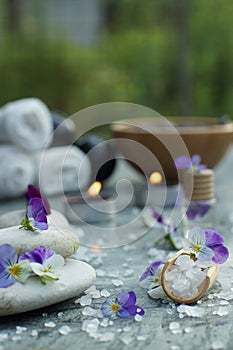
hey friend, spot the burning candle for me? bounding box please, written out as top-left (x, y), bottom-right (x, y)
top-left (134, 171), bottom-right (178, 208)
top-left (65, 181), bottom-right (114, 224)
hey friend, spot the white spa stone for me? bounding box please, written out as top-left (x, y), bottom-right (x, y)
top-left (0, 259), bottom-right (96, 316)
top-left (0, 210), bottom-right (80, 258)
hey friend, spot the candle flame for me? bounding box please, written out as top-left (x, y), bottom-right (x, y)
top-left (149, 172), bottom-right (162, 184)
top-left (87, 181), bottom-right (102, 197)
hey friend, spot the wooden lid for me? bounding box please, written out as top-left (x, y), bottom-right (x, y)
top-left (183, 169), bottom-right (215, 200)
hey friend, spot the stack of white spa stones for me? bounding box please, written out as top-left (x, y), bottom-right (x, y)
top-left (164, 255), bottom-right (212, 300)
top-left (0, 98), bottom-right (92, 199)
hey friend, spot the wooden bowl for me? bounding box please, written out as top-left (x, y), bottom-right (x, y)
top-left (111, 117), bottom-right (233, 184)
top-left (161, 250), bottom-right (219, 304)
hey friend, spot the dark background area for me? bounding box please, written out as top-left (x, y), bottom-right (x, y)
top-left (0, 0), bottom-right (232, 118)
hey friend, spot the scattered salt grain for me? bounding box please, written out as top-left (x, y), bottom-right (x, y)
top-left (169, 322), bottom-right (181, 334)
top-left (16, 326), bottom-right (27, 334)
top-left (219, 300), bottom-right (229, 306)
top-left (211, 340), bottom-right (225, 349)
top-left (44, 322), bottom-right (56, 328)
top-left (82, 307), bottom-right (97, 317)
top-left (112, 279), bottom-right (123, 287)
top-left (123, 269), bottom-right (134, 277)
top-left (109, 320), bottom-right (114, 326)
top-left (58, 325), bottom-right (72, 335)
top-left (184, 327), bottom-right (192, 333)
top-left (213, 307), bottom-right (229, 316)
top-left (91, 290), bottom-right (101, 299)
top-left (42, 313), bottom-right (48, 317)
top-left (100, 318), bottom-right (109, 327)
top-left (57, 312), bottom-right (64, 317)
top-left (137, 335), bottom-right (147, 341)
top-left (100, 289), bottom-right (110, 297)
top-left (177, 304), bottom-right (204, 318)
top-left (135, 314), bottom-right (143, 322)
top-left (171, 346), bottom-right (181, 350)
top-left (215, 291), bottom-right (233, 301)
top-left (31, 330), bottom-right (38, 337)
top-left (79, 295), bottom-right (93, 306)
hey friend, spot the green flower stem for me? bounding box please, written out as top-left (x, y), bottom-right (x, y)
top-left (19, 212), bottom-right (36, 232)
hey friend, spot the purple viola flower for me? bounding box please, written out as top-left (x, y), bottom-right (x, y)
top-left (139, 260), bottom-right (165, 290)
top-left (28, 197), bottom-right (48, 230)
top-left (184, 227), bottom-right (229, 264)
top-left (26, 184), bottom-right (51, 215)
top-left (205, 229), bottom-right (229, 264)
top-left (20, 185), bottom-right (50, 232)
top-left (20, 246), bottom-right (55, 264)
top-left (0, 244), bottom-right (31, 288)
top-left (174, 154), bottom-right (207, 174)
top-left (101, 291), bottom-right (144, 318)
top-left (186, 201), bottom-right (211, 221)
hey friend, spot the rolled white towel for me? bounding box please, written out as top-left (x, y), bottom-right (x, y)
top-left (34, 146), bottom-right (92, 196)
top-left (0, 98), bottom-right (53, 151)
top-left (0, 145), bottom-right (35, 199)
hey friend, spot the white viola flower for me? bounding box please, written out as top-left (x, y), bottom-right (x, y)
top-left (183, 227), bottom-right (214, 261)
top-left (30, 254), bottom-right (65, 284)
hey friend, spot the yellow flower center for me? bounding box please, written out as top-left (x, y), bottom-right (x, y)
top-left (43, 268), bottom-right (51, 273)
top-left (194, 245), bottom-right (201, 253)
top-left (154, 277), bottom-right (160, 284)
top-left (111, 303), bottom-right (120, 312)
top-left (9, 264), bottom-right (21, 277)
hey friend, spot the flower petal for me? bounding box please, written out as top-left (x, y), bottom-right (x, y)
top-left (125, 305), bottom-right (145, 316)
top-left (197, 246), bottom-right (214, 261)
top-left (28, 198), bottom-right (44, 219)
top-left (26, 185), bottom-right (51, 215)
top-left (101, 299), bottom-right (115, 317)
top-left (31, 262), bottom-right (44, 276)
top-left (44, 254), bottom-right (65, 276)
top-left (188, 227), bottom-right (206, 246)
top-left (34, 212), bottom-right (48, 230)
top-left (117, 291), bottom-right (136, 308)
top-left (191, 154), bottom-right (201, 166)
top-left (0, 268), bottom-right (16, 288)
top-left (205, 229), bottom-right (224, 247)
top-left (196, 164), bottom-right (207, 173)
top-left (139, 275), bottom-right (155, 289)
top-left (211, 245), bottom-right (229, 264)
top-left (174, 155), bottom-right (192, 169)
top-left (0, 244), bottom-right (18, 268)
top-left (15, 260), bottom-right (32, 283)
top-left (139, 260), bottom-right (164, 282)
top-left (20, 246), bottom-right (54, 264)
top-left (116, 308), bottom-right (131, 318)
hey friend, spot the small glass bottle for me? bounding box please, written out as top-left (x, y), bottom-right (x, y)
top-left (181, 169), bottom-right (216, 233)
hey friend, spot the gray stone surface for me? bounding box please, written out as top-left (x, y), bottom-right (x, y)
top-left (0, 146), bottom-right (232, 349)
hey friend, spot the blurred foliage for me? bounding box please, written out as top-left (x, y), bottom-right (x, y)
top-left (0, 0), bottom-right (233, 118)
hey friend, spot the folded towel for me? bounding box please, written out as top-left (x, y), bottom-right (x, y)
top-left (0, 98), bottom-right (53, 151)
top-left (34, 146), bottom-right (92, 196)
top-left (0, 145), bottom-right (35, 199)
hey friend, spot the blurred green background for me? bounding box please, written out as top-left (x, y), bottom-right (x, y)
top-left (0, 0), bottom-right (232, 118)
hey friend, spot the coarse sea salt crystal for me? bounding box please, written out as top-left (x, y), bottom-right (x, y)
top-left (80, 295), bottom-right (93, 306)
top-left (211, 340), bottom-right (224, 350)
top-left (169, 322), bottom-right (181, 334)
top-left (44, 322), bottom-right (56, 328)
top-left (31, 330), bottom-right (38, 337)
top-left (165, 255), bottom-right (209, 300)
top-left (213, 307), bottom-right (229, 316)
top-left (112, 279), bottom-right (123, 287)
top-left (58, 325), bottom-right (72, 335)
top-left (120, 334), bottom-right (133, 345)
top-left (82, 307), bottom-right (97, 317)
top-left (177, 304), bottom-right (205, 317)
top-left (100, 289), bottom-right (110, 297)
top-left (16, 326), bottom-right (27, 334)
top-left (134, 314), bottom-right (143, 322)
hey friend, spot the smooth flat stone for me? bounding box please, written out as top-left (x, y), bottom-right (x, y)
top-left (0, 259), bottom-right (96, 316)
top-left (0, 211), bottom-right (80, 258)
top-left (0, 209), bottom-right (70, 229)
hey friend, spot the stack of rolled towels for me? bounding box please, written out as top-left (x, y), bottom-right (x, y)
top-left (0, 98), bottom-right (92, 199)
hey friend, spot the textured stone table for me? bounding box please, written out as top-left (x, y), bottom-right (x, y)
top-left (0, 146), bottom-right (233, 350)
